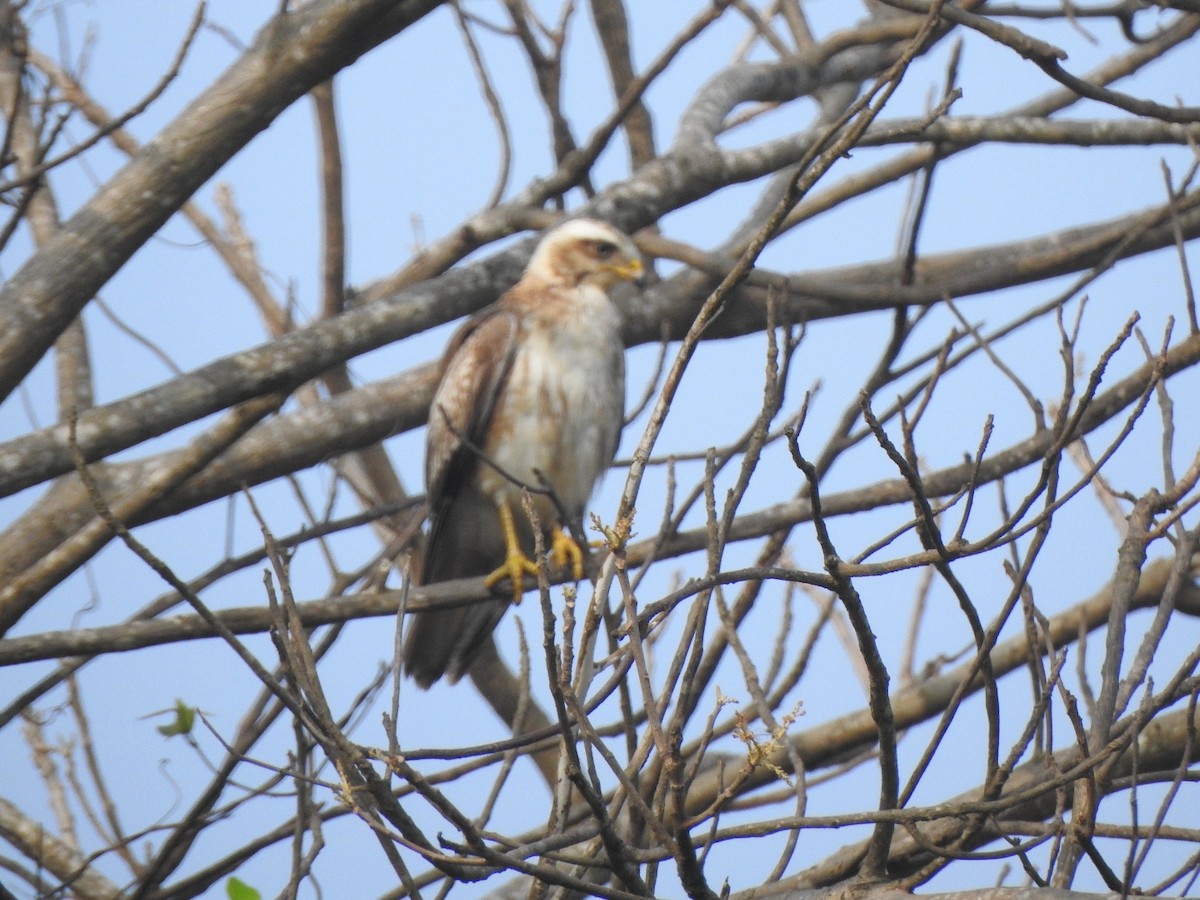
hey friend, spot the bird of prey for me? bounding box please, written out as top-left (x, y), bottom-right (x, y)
top-left (403, 219), bottom-right (644, 688)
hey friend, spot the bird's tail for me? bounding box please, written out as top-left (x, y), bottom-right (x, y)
top-left (403, 497), bottom-right (511, 687)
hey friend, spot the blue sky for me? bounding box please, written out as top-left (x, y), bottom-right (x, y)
top-left (2, 2), bottom-right (1199, 897)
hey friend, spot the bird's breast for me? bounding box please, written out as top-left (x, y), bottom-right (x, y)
top-left (480, 300), bottom-right (624, 521)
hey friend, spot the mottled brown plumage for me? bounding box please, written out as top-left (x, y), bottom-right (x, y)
top-left (403, 219), bottom-right (643, 687)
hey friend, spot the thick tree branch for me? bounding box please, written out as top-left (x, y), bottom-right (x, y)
top-left (0, 0), bottom-right (443, 402)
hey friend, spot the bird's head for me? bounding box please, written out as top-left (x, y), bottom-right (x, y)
top-left (526, 219), bottom-right (645, 290)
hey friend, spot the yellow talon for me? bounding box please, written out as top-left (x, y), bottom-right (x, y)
top-left (550, 526), bottom-right (584, 581)
top-left (484, 501), bottom-right (540, 604)
top-left (483, 505), bottom-right (588, 603)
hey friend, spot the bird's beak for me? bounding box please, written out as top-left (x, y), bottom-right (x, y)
top-left (616, 258), bottom-right (646, 287)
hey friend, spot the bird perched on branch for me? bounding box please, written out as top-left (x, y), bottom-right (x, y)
top-left (403, 219), bottom-right (644, 688)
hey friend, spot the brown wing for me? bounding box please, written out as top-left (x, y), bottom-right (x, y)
top-left (404, 309), bottom-right (521, 687)
top-left (423, 308), bottom-right (520, 509)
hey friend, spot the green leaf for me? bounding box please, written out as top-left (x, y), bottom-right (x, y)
top-left (156, 699), bottom-right (196, 737)
top-left (226, 876), bottom-right (262, 900)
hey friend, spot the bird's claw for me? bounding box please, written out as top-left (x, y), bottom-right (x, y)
top-left (486, 507), bottom-right (585, 603)
top-left (550, 526), bottom-right (585, 581)
top-left (484, 550), bottom-right (540, 605)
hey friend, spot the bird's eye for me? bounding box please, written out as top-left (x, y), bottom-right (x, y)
top-left (593, 241), bottom-right (617, 258)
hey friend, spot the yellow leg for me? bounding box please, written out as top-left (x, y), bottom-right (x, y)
top-left (550, 525), bottom-right (584, 581)
top-left (484, 501), bottom-right (540, 604)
